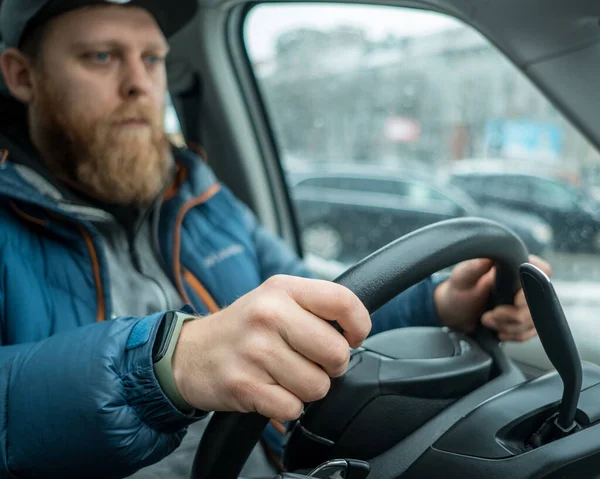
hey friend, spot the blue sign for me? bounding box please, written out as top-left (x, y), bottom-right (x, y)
top-left (484, 119), bottom-right (563, 161)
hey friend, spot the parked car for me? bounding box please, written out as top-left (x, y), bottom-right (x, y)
top-left (288, 168), bottom-right (553, 264)
top-left (448, 171), bottom-right (600, 253)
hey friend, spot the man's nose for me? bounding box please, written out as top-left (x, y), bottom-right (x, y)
top-left (120, 57), bottom-right (153, 99)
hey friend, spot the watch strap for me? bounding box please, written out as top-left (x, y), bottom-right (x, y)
top-left (153, 311), bottom-right (196, 413)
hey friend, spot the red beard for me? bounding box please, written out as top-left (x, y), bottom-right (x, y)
top-left (33, 79), bottom-right (172, 206)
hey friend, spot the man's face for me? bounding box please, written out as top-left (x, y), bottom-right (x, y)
top-left (27, 6), bottom-right (172, 206)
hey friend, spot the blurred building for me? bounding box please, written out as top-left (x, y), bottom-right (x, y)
top-left (257, 24), bottom-right (600, 187)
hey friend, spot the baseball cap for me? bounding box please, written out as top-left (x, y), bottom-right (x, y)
top-left (0, 0), bottom-right (198, 48)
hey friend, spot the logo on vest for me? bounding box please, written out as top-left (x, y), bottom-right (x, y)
top-left (204, 244), bottom-right (244, 268)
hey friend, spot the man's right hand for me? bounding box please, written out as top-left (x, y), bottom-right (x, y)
top-left (171, 275), bottom-right (372, 422)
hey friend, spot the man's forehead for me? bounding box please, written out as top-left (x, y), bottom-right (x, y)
top-left (45, 5), bottom-right (167, 47)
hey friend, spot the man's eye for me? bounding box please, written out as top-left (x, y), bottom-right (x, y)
top-left (87, 52), bottom-right (112, 63)
top-left (145, 55), bottom-right (163, 65)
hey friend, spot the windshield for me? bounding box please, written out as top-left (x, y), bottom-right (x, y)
top-left (244, 4), bottom-right (600, 286)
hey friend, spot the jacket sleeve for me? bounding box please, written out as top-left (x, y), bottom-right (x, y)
top-left (369, 275), bottom-right (446, 336)
top-left (238, 198), bottom-right (445, 332)
top-left (0, 312), bottom-right (203, 479)
top-left (239, 200), bottom-right (314, 280)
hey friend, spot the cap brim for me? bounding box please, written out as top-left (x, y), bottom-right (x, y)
top-left (0, 0), bottom-right (198, 94)
top-left (130, 0), bottom-right (197, 38)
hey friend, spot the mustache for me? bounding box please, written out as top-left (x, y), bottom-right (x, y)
top-left (107, 103), bottom-right (162, 126)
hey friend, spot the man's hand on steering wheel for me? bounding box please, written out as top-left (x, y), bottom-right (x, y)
top-left (171, 275), bottom-right (371, 422)
top-left (434, 254), bottom-right (552, 342)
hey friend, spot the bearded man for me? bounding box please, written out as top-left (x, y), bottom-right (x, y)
top-left (0, 0), bottom-right (550, 477)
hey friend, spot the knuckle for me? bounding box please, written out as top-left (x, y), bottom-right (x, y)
top-left (358, 314), bottom-right (372, 339)
top-left (245, 332), bottom-right (275, 365)
top-left (263, 274), bottom-right (291, 292)
top-left (298, 371), bottom-right (331, 402)
top-left (282, 399), bottom-right (304, 422)
top-left (481, 312), bottom-right (494, 327)
top-left (310, 375), bottom-right (331, 401)
top-left (246, 294), bottom-right (283, 331)
top-left (227, 376), bottom-right (257, 411)
top-left (328, 341), bottom-right (351, 376)
top-left (335, 286), bottom-right (359, 317)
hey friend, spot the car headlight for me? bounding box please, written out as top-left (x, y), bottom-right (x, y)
top-left (531, 224), bottom-right (553, 244)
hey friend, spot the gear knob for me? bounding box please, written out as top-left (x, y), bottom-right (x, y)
top-left (519, 263), bottom-right (582, 432)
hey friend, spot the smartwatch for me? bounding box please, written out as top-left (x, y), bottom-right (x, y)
top-left (153, 311), bottom-right (196, 413)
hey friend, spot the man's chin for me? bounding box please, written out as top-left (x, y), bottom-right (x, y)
top-left (114, 124), bottom-right (153, 136)
top-left (76, 140), bottom-right (170, 206)
top-left (80, 172), bottom-right (166, 206)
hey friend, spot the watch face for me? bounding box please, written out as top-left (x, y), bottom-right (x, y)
top-left (153, 312), bottom-right (177, 363)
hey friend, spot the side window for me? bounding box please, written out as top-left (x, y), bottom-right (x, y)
top-left (164, 94), bottom-right (185, 147)
top-left (244, 3), bottom-right (600, 288)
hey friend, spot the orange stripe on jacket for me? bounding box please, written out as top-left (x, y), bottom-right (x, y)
top-left (164, 163), bottom-right (188, 201)
top-left (10, 201), bottom-right (47, 227)
top-left (77, 225), bottom-right (106, 323)
top-left (183, 269), bottom-right (220, 314)
top-left (10, 203), bottom-right (106, 323)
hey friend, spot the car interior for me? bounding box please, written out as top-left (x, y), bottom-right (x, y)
top-left (3, 0), bottom-right (600, 477)
top-left (161, 0), bottom-right (600, 373)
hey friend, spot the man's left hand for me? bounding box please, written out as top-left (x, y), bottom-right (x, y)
top-left (434, 255), bottom-right (552, 342)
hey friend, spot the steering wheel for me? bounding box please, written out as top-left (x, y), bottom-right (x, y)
top-left (191, 217), bottom-right (529, 479)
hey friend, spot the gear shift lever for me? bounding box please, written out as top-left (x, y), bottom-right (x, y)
top-left (519, 263), bottom-right (582, 438)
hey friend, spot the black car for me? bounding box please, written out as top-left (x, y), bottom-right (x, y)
top-left (288, 168), bottom-right (553, 264)
top-left (449, 171), bottom-right (600, 253)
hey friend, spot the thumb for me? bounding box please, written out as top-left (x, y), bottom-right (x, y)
top-left (450, 258), bottom-right (494, 290)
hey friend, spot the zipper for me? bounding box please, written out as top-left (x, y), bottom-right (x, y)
top-left (5, 159), bottom-right (220, 318)
top-left (128, 224), bottom-right (171, 312)
top-left (126, 179), bottom-right (178, 312)
top-left (172, 184), bottom-right (222, 306)
top-left (152, 194), bottom-right (178, 287)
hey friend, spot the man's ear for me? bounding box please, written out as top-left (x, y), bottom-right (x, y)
top-left (0, 48), bottom-right (36, 104)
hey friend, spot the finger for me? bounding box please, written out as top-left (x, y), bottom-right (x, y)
top-left (498, 328), bottom-right (538, 343)
top-left (477, 267), bottom-right (496, 293)
top-left (514, 290), bottom-right (527, 308)
top-left (451, 258), bottom-right (494, 290)
top-left (251, 383), bottom-right (305, 422)
top-left (481, 306), bottom-right (534, 335)
top-left (528, 254), bottom-right (552, 277)
top-left (267, 275), bottom-right (371, 348)
top-left (266, 345), bottom-right (332, 403)
top-left (482, 305), bottom-right (534, 331)
top-left (279, 305), bottom-right (351, 378)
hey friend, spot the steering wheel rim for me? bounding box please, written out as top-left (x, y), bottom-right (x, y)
top-left (191, 217), bottom-right (529, 479)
